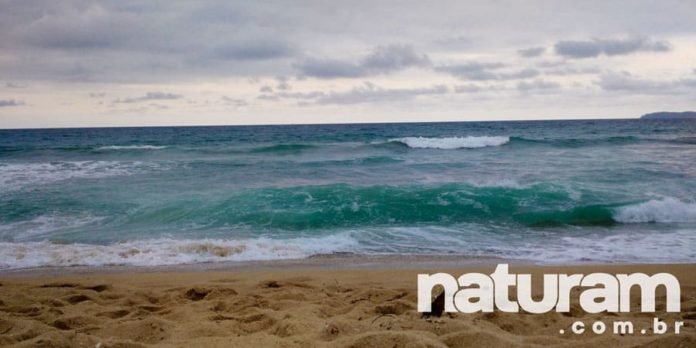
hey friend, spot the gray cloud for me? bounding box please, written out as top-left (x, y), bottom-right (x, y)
top-left (502, 68), bottom-right (540, 80)
top-left (452, 84), bottom-right (507, 94)
top-left (212, 40), bottom-right (295, 61)
top-left (297, 45), bottom-right (430, 78)
top-left (554, 37), bottom-right (670, 59)
top-left (453, 84), bottom-right (483, 93)
top-left (682, 78), bottom-right (696, 87)
top-left (114, 92), bottom-right (182, 104)
top-left (18, 8), bottom-right (136, 50)
top-left (0, 1), bottom-right (688, 87)
top-left (517, 79), bottom-right (561, 92)
top-left (533, 60), bottom-right (602, 76)
top-left (540, 66), bottom-right (601, 76)
top-left (296, 59), bottom-right (364, 79)
top-left (275, 76), bottom-right (291, 91)
top-left (436, 63), bottom-right (539, 81)
top-left (220, 96), bottom-right (248, 107)
top-left (0, 99), bottom-right (25, 107)
top-left (5, 82), bottom-right (28, 89)
top-left (1, 1), bottom-right (695, 126)
top-left (259, 82), bottom-right (448, 104)
top-left (518, 47), bottom-right (545, 57)
top-left (597, 73), bottom-right (683, 93)
top-left (0, 2), bottom-right (300, 82)
top-left (258, 90), bottom-right (325, 101)
top-left (316, 83), bottom-right (447, 104)
top-left (433, 36), bottom-right (473, 50)
top-left (435, 62), bottom-right (504, 80)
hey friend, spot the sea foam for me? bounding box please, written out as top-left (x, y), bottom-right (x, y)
top-left (97, 145), bottom-right (167, 150)
top-left (0, 214), bottom-right (105, 241)
top-left (613, 197), bottom-right (696, 223)
top-left (389, 136), bottom-right (510, 149)
top-left (521, 229), bottom-right (696, 263)
top-left (0, 161), bottom-right (163, 192)
top-left (0, 234), bottom-right (360, 269)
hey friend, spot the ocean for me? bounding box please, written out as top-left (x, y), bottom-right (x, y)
top-left (1, 119), bottom-right (695, 269)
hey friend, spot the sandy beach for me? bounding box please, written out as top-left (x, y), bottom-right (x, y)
top-left (0, 259), bottom-right (694, 347)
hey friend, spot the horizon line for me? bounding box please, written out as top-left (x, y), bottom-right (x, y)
top-left (0, 115), bottom-right (649, 131)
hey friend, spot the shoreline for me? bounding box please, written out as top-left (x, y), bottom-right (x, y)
top-left (3, 253), bottom-right (695, 278)
top-left (0, 254), bottom-right (518, 278)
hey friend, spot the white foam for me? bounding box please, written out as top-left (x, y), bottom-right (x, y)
top-left (0, 224), bottom-right (693, 268)
top-left (0, 215), bottom-right (105, 241)
top-left (0, 234), bottom-right (360, 269)
top-left (466, 178), bottom-right (523, 188)
top-left (97, 145), bottom-right (167, 150)
top-left (0, 161), bottom-right (163, 192)
top-left (519, 230), bottom-right (696, 263)
top-left (613, 197), bottom-right (696, 223)
top-left (349, 225), bottom-right (696, 264)
top-left (389, 136), bottom-right (510, 149)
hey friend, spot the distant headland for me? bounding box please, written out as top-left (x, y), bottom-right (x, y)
top-left (641, 111), bottom-right (696, 120)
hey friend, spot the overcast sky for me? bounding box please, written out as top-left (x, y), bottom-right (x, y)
top-left (1, 0), bottom-right (695, 128)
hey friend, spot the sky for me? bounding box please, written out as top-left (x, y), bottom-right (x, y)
top-left (0, 0), bottom-right (695, 128)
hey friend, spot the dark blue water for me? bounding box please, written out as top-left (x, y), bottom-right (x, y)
top-left (1, 119), bottom-right (695, 268)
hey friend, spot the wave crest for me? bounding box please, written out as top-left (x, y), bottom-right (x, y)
top-left (388, 136), bottom-right (510, 149)
top-left (97, 145), bottom-right (167, 150)
top-left (614, 198), bottom-right (696, 223)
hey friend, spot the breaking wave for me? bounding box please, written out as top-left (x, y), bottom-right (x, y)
top-left (388, 136), bottom-right (510, 149)
top-left (613, 198), bottom-right (696, 223)
top-left (96, 145), bottom-right (167, 150)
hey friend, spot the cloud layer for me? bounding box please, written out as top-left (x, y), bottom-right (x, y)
top-left (297, 45), bottom-right (430, 78)
top-left (0, 1), bottom-right (694, 127)
top-left (0, 99), bottom-right (25, 107)
top-left (554, 37), bottom-right (670, 59)
top-left (114, 92), bottom-right (182, 104)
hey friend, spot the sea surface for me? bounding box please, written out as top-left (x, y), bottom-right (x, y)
top-left (1, 119), bottom-right (695, 269)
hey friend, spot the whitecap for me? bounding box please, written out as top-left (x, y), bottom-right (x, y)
top-left (388, 136), bottom-right (510, 149)
top-left (613, 197), bottom-right (696, 223)
top-left (96, 145), bottom-right (167, 150)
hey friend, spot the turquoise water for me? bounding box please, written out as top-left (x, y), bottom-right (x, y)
top-left (1, 119), bottom-right (695, 268)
